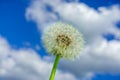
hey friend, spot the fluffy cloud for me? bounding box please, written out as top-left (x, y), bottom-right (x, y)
top-left (26, 0), bottom-right (120, 79)
top-left (26, 0), bottom-right (120, 41)
top-left (59, 36), bottom-right (120, 76)
top-left (0, 36), bottom-right (77, 80)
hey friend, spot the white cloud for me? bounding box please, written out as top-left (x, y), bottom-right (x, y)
top-left (59, 36), bottom-right (120, 76)
top-left (26, 0), bottom-right (120, 42)
top-left (0, 36), bottom-right (77, 80)
top-left (25, 0), bottom-right (120, 79)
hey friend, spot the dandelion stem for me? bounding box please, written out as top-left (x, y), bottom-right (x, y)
top-left (49, 54), bottom-right (60, 80)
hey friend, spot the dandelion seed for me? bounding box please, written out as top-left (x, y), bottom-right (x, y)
top-left (43, 22), bottom-right (84, 59)
top-left (42, 22), bottom-right (84, 80)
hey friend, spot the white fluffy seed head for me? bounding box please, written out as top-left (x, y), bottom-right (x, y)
top-left (42, 22), bottom-right (84, 60)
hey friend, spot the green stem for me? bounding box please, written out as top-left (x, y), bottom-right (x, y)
top-left (49, 55), bottom-right (61, 80)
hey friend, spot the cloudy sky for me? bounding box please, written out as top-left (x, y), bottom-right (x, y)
top-left (0, 0), bottom-right (120, 80)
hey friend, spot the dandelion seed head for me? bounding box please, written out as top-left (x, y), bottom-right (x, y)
top-left (42, 22), bottom-right (84, 60)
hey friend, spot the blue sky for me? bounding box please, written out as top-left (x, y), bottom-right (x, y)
top-left (0, 0), bottom-right (120, 80)
top-left (0, 0), bottom-right (47, 56)
top-left (0, 0), bottom-right (39, 48)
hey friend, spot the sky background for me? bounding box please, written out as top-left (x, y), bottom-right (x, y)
top-left (0, 0), bottom-right (120, 80)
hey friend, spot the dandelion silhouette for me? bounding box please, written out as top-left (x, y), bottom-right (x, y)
top-left (42, 22), bottom-right (84, 80)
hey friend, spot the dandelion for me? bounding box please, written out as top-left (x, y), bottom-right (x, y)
top-left (42, 22), bottom-right (84, 80)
